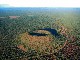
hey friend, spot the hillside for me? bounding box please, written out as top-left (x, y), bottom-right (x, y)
top-left (0, 8), bottom-right (80, 60)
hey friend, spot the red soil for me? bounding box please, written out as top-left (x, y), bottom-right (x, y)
top-left (18, 45), bottom-right (27, 52)
top-left (9, 16), bottom-right (20, 19)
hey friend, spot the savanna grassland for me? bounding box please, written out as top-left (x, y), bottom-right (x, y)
top-left (0, 8), bottom-right (80, 60)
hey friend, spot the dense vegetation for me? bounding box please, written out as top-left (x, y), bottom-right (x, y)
top-left (0, 8), bottom-right (80, 60)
